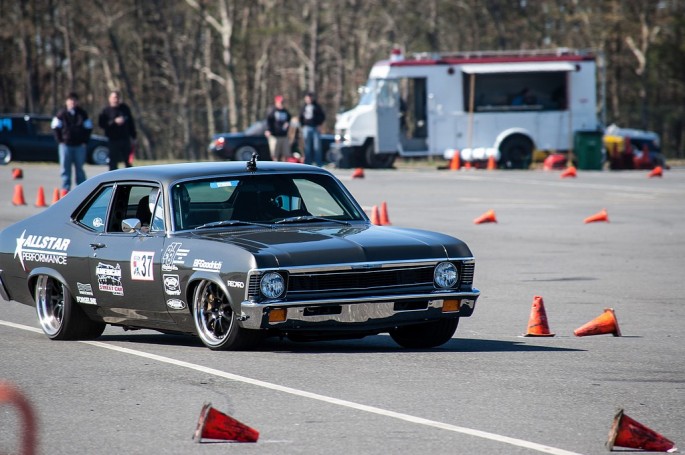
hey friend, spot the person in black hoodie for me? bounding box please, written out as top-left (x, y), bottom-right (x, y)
top-left (98, 90), bottom-right (137, 170)
top-left (51, 92), bottom-right (93, 192)
top-left (298, 92), bottom-right (326, 166)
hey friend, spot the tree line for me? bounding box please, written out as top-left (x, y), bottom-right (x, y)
top-left (0, 0), bottom-right (683, 160)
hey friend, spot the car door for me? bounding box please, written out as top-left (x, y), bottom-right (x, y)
top-left (78, 182), bottom-right (172, 326)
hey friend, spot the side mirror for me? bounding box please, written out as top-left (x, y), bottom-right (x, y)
top-left (122, 218), bottom-right (142, 233)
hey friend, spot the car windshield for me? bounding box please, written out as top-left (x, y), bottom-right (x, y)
top-left (171, 173), bottom-right (365, 231)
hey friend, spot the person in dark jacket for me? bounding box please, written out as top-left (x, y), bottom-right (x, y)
top-left (51, 92), bottom-right (93, 191)
top-left (98, 90), bottom-right (137, 170)
top-left (298, 92), bottom-right (326, 166)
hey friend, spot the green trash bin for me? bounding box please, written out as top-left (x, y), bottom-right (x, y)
top-left (573, 130), bottom-right (604, 170)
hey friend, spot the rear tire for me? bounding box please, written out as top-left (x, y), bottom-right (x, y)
top-left (192, 280), bottom-right (262, 350)
top-left (90, 145), bottom-right (110, 165)
top-left (35, 275), bottom-right (105, 340)
top-left (389, 318), bottom-right (459, 348)
top-left (499, 136), bottom-right (533, 169)
top-left (235, 145), bottom-right (258, 161)
top-left (0, 144), bottom-right (12, 165)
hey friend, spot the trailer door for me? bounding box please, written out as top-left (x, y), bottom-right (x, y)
top-left (374, 79), bottom-right (400, 153)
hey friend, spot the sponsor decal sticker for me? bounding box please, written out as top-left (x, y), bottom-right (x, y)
top-left (166, 299), bottom-right (186, 310)
top-left (76, 296), bottom-right (97, 305)
top-left (163, 274), bottom-right (181, 295)
top-left (161, 242), bottom-right (189, 271)
top-left (14, 230), bottom-right (70, 271)
top-left (131, 251), bottom-right (155, 281)
top-left (92, 217), bottom-right (104, 228)
top-left (226, 280), bottom-right (245, 289)
top-left (96, 262), bottom-right (123, 296)
top-left (192, 259), bottom-right (222, 272)
top-left (77, 282), bottom-right (93, 296)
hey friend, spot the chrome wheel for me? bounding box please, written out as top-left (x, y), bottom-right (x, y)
top-left (35, 275), bottom-right (64, 337)
top-left (34, 275), bottom-right (106, 340)
top-left (192, 280), bottom-right (262, 350)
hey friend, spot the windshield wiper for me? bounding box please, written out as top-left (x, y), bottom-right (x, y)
top-left (194, 220), bottom-right (271, 230)
top-left (275, 215), bottom-right (350, 226)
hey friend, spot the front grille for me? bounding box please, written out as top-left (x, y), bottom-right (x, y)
top-left (247, 260), bottom-right (474, 301)
top-left (289, 266), bottom-right (434, 293)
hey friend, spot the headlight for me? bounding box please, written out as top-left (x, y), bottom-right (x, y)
top-left (260, 272), bottom-right (285, 299)
top-left (434, 262), bottom-right (458, 288)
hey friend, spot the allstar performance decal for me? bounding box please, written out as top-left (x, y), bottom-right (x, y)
top-left (161, 242), bottom-right (189, 272)
top-left (14, 230), bottom-right (70, 271)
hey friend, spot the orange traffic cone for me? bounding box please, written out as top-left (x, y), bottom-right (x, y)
top-left (560, 166), bottom-right (577, 178)
top-left (192, 402), bottom-right (259, 443)
top-left (0, 382), bottom-right (38, 455)
top-left (12, 184), bottom-right (27, 205)
top-left (60, 188), bottom-right (68, 198)
top-left (35, 186), bottom-right (47, 207)
top-left (449, 152), bottom-right (461, 171)
top-left (379, 201), bottom-right (391, 225)
top-left (464, 160), bottom-right (472, 170)
top-left (606, 408), bottom-right (677, 452)
top-left (574, 308), bottom-right (621, 337)
top-left (370, 205), bottom-right (381, 225)
top-left (584, 208), bottom-right (609, 224)
top-left (473, 209), bottom-right (497, 225)
top-left (523, 295), bottom-right (555, 337)
top-left (486, 155), bottom-right (497, 170)
top-left (52, 188), bottom-right (61, 204)
top-left (12, 168), bottom-right (23, 179)
top-left (648, 166), bottom-right (663, 178)
top-left (351, 167), bottom-right (364, 179)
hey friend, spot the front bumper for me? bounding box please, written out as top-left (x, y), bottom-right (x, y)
top-left (238, 289), bottom-right (479, 331)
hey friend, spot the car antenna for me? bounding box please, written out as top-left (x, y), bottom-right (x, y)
top-left (246, 151), bottom-right (258, 172)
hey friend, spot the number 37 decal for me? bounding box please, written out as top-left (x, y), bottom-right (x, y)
top-left (131, 251), bottom-right (155, 281)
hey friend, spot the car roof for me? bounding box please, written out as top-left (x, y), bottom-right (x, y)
top-left (89, 161), bottom-right (332, 187)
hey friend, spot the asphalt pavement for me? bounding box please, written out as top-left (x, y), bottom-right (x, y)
top-left (1, 162), bottom-right (683, 454)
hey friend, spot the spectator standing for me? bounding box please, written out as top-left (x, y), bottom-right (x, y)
top-left (265, 95), bottom-right (292, 161)
top-left (98, 90), bottom-right (137, 170)
top-left (298, 92), bottom-right (326, 166)
top-left (51, 92), bottom-right (93, 192)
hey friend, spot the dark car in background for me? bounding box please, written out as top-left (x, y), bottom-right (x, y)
top-left (0, 114), bottom-right (110, 165)
top-left (208, 120), bottom-right (335, 162)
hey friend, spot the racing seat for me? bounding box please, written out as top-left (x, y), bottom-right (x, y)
top-left (135, 196), bottom-right (151, 227)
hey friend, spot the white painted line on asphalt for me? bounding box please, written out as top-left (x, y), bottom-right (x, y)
top-left (1, 320), bottom-right (582, 455)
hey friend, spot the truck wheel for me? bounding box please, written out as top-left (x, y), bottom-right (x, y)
top-left (364, 143), bottom-right (397, 169)
top-left (192, 280), bottom-right (262, 350)
top-left (0, 144), bottom-right (12, 165)
top-left (499, 136), bottom-right (533, 169)
top-left (35, 275), bottom-right (105, 340)
top-left (235, 146), bottom-right (258, 161)
top-left (389, 318), bottom-right (459, 348)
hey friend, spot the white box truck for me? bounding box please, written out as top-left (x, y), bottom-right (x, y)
top-left (333, 48), bottom-right (600, 168)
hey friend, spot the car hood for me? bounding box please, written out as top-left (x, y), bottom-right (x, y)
top-left (190, 224), bottom-right (472, 268)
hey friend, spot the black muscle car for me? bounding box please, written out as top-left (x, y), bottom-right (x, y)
top-left (0, 158), bottom-right (479, 350)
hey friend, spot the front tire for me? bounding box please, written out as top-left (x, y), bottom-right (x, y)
top-left (364, 143), bottom-right (396, 169)
top-left (192, 280), bottom-right (262, 350)
top-left (35, 275), bottom-right (105, 340)
top-left (389, 318), bottom-right (459, 348)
